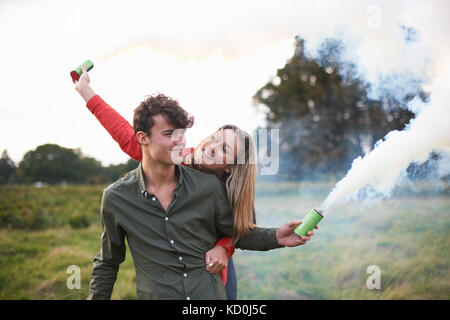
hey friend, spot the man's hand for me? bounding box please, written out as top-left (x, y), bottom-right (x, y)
top-left (74, 64), bottom-right (96, 102)
top-left (276, 220), bottom-right (319, 247)
top-left (205, 246), bottom-right (228, 274)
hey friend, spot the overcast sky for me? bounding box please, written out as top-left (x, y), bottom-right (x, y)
top-left (1, 0), bottom-right (448, 165)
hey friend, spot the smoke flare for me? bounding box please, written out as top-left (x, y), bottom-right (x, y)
top-left (321, 73), bottom-right (450, 211)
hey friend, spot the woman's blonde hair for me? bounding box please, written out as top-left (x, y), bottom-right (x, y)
top-left (191, 124), bottom-right (257, 243)
top-left (222, 125), bottom-right (257, 243)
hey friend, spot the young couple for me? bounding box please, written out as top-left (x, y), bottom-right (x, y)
top-left (74, 64), bottom-right (318, 300)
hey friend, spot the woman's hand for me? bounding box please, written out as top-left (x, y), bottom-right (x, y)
top-left (74, 64), bottom-right (96, 102)
top-left (276, 220), bottom-right (318, 247)
top-left (205, 246), bottom-right (228, 274)
top-left (74, 64), bottom-right (90, 88)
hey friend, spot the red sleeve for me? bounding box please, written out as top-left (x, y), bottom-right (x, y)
top-left (183, 147), bottom-right (194, 157)
top-left (215, 237), bottom-right (235, 259)
top-left (86, 95), bottom-right (142, 162)
top-left (216, 237), bottom-right (234, 286)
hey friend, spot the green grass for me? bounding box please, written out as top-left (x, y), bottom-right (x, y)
top-left (236, 181), bottom-right (450, 300)
top-left (0, 185), bottom-right (102, 230)
top-left (0, 183), bottom-right (448, 299)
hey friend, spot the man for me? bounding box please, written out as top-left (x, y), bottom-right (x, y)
top-left (75, 65), bottom-right (315, 300)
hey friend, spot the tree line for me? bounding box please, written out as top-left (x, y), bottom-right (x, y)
top-left (0, 145), bottom-right (138, 185)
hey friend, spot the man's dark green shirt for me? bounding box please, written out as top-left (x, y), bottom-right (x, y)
top-left (88, 163), bottom-right (282, 300)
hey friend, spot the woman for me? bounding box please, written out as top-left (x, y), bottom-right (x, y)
top-left (74, 64), bottom-right (316, 300)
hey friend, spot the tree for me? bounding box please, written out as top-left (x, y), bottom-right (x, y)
top-left (18, 144), bottom-right (102, 184)
top-left (102, 158), bottom-right (139, 182)
top-left (253, 36), bottom-right (419, 179)
top-left (0, 150), bottom-right (16, 184)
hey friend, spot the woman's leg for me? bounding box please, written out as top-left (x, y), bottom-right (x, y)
top-left (225, 257), bottom-right (237, 300)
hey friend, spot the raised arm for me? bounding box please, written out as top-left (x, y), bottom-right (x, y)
top-left (86, 95), bottom-right (142, 162)
top-left (74, 64), bottom-right (143, 162)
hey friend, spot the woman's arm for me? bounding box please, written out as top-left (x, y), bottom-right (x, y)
top-left (86, 95), bottom-right (142, 162)
top-left (74, 64), bottom-right (97, 103)
top-left (74, 64), bottom-right (143, 162)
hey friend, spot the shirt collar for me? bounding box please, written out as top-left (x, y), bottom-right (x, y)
top-left (137, 162), bottom-right (183, 196)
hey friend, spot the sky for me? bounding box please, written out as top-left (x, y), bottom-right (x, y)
top-left (0, 0), bottom-right (449, 166)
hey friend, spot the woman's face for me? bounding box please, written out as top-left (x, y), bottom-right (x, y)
top-left (193, 129), bottom-right (242, 174)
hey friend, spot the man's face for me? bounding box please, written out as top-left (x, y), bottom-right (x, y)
top-left (142, 114), bottom-right (186, 165)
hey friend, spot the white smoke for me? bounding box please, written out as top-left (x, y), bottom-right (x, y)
top-left (321, 60), bottom-right (450, 211)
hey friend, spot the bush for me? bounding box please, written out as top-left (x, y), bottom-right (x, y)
top-left (0, 185), bottom-right (102, 230)
top-left (68, 213), bottom-right (91, 229)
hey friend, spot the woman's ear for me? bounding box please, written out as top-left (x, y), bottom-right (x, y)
top-left (136, 131), bottom-right (150, 145)
top-left (225, 166), bottom-right (232, 174)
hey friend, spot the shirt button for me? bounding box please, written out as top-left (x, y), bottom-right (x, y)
top-left (170, 240), bottom-right (174, 245)
top-left (183, 273), bottom-right (187, 277)
top-left (165, 217), bottom-right (168, 221)
top-left (179, 256), bottom-right (182, 261)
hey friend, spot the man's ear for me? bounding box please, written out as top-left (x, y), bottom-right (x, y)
top-left (136, 131), bottom-right (150, 145)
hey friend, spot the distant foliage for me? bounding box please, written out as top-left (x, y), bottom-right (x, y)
top-left (0, 185), bottom-right (103, 230)
top-left (18, 144), bottom-right (97, 184)
top-left (68, 213), bottom-right (91, 229)
top-left (0, 150), bottom-right (16, 184)
top-left (253, 36), bottom-right (423, 179)
top-left (11, 144), bottom-right (138, 184)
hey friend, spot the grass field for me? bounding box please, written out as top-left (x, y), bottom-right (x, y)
top-left (0, 182), bottom-right (448, 299)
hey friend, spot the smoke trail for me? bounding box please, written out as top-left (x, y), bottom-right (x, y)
top-left (321, 70), bottom-right (450, 211)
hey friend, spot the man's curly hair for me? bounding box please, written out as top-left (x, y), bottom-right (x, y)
top-left (133, 93), bottom-right (194, 136)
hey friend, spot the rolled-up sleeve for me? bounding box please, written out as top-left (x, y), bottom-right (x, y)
top-left (87, 189), bottom-right (126, 300)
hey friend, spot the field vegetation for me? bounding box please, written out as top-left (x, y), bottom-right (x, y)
top-left (0, 182), bottom-right (448, 299)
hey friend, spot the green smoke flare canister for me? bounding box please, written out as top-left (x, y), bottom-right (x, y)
top-left (70, 59), bottom-right (94, 82)
top-left (294, 208), bottom-right (323, 237)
